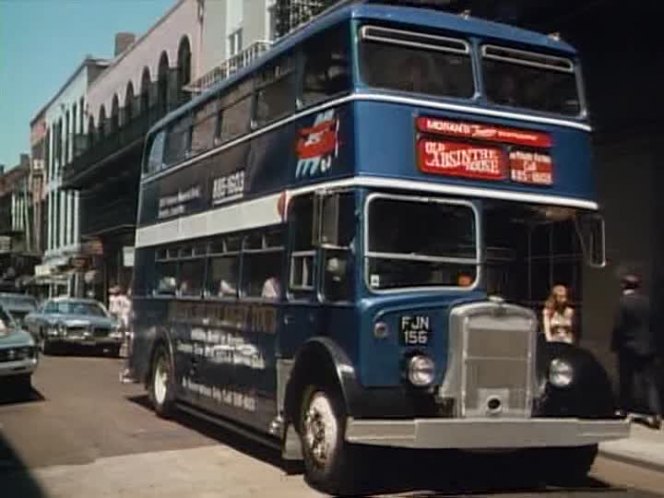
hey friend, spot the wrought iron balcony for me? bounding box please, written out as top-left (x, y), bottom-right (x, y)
top-left (80, 194), bottom-right (138, 238)
top-left (186, 41), bottom-right (273, 94)
top-left (62, 105), bottom-right (169, 189)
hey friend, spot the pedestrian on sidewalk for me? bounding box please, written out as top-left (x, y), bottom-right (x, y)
top-left (611, 273), bottom-right (662, 429)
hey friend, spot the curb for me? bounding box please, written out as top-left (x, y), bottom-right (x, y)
top-left (599, 447), bottom-right (664, 474)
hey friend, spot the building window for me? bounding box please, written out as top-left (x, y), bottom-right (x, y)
top-left (228, 29), bottom-right (243, 57)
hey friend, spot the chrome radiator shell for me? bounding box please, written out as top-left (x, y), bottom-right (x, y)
top-left (440, 301), bottom-right (538, 419)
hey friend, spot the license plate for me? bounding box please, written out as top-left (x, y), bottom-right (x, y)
top-left (399, 315), bottom-right (431, 346)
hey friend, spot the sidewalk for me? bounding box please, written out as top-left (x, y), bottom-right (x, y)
top-left (599, 421), bottom-right (664, 472)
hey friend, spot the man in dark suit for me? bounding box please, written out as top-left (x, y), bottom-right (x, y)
top-left (611, 274), bottom-right (661, 429)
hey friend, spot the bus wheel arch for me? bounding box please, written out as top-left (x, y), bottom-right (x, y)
top-left (283, 338), bottom-right (362, 495)
top-left (284, 338), bottom-right (357, 432)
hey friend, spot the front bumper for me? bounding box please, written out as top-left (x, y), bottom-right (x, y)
top-left (345, 417), bottom-right (630, 449)
top-left (0, 358), bottom-right (38, 377)
top-left (54, 337), bottom-right (123, 346)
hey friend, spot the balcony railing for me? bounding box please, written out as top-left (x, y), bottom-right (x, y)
top-left (186, 41), bottom-right (273, 94)
top-left (80, 195), bottom-right (137, 237)
top-left (63, 105), bottom-right (170, 188)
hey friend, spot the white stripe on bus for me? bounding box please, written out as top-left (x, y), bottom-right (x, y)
top-left (141, 93), bottom-right (591, 185)
top-left (135, 193), bottom-right (282, 248)
top-left (134, 176), bottom-right (598, 248)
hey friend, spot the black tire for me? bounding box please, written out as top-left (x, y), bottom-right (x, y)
top-left (39, 331), bottom-right (56, 355)
top-left (13, 374), bottom-right (32, 396)
top-left (299, 384), bottom-right (359, 496)
top-left (107, 344), bottom-right (122, 358)
top-left (148, 344), bottom-right (176, 418)
top-left (538, 445), bottom-right (598, 485)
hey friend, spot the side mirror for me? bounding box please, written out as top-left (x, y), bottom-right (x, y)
top-left (312, 192), bottom-right (341, 247)
top-left (578, 213), bottom-right (606, 268)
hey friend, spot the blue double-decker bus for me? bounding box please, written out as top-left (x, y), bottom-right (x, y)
top-left (128, 1), bottom-right (628, 493)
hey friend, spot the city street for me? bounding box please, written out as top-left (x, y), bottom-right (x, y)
top-left (0, 354), bottom-right (662, 498)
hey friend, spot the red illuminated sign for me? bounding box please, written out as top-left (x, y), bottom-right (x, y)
top-left (509, 150), bottom-right (553, 185)
top-left (418, 140), bottom-right (507, 180)
top-left (417, 117), bottom-right (552, 148)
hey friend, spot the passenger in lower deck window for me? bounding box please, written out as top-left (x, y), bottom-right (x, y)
top-left (218, 279), bottom-right (237, 297)
top-left (261, 276), bottom-right (281, 299)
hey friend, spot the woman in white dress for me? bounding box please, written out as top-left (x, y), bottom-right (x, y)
top-left (542, 284), bottom-right (575, 344)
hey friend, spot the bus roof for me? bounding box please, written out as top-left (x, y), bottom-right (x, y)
top-left (150, 2), bottom-right (577, 135)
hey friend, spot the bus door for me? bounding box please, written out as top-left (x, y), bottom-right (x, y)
top-left (281, 191), bottom-right (357, 357)
top-left (282, 194), bottom-right (323, 358)
top-left (316, 191), bottom-right (357, 353)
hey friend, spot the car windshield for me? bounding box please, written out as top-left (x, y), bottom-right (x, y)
top-left (0, 295), bottom-right (38, 310)
top-left (0, 306), bottom-right (14, 332)
top-left (51, 301), bottom-right (108, 317)
top-left (366, 196), bottom-right (478, 290)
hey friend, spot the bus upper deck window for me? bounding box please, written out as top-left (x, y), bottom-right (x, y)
top-left (359, 25), bottom-right (474, 99)
top-left (302, 24), bottom-right (351, 106)
top-left (481, 45), bottom-right (581, 116)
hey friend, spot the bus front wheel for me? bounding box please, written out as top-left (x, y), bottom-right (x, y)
top-left (537, 444), bottom-right (598, 484)
top-left (299, 384), bottom-right (359, 496)
top-left (149, 344), bottom-right (176, 418)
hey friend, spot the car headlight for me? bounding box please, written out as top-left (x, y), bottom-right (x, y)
top-left (549, 358), bottom-right (574, 388)
top-left (407, 355), bottom-right (435, 387)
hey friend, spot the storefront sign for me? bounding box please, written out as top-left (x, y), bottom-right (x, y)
top-left (123, 246), bottom-right (135, 268)
top-left (417, 140), bottom-right (507, 180)
top-left (70, 257), bottom-right (88, 270)
top-left (417, 117), bottom-right (552, 148)
top-left (35, 264), bottom-right (51, 278)
top-left (510, 150), bottom-right (553, 185)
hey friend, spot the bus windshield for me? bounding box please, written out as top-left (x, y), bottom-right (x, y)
top-left (359, 25), bottom-right (474, 99)
top-left (366, 196), bottom-right (478, 290)
top-left (482, 45), bottom-right (581, 116)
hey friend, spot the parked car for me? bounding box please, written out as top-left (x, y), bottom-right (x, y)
top-left (0, 303), bottom-right (38, 393)
top-left (0, 293), bottom-right (38, 329)
top-left (24, 297), bottom-right (123, 356)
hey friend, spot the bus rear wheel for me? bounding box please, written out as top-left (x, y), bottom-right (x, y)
top-left (149, 345), bottom-right (176, 418)
top-left (299, 384), bottom-right (359, 496)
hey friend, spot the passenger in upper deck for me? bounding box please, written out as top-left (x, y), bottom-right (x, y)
top-left (401, 54), bottom-right (435, 94)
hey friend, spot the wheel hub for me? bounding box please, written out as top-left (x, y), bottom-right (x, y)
top-left (304, 392), bottom-right (338, 468)
top-left (153, 357), bottom-right (169, 404)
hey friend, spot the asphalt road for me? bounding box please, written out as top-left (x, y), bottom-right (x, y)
top-left (0, 353), bottom-right (663, 498)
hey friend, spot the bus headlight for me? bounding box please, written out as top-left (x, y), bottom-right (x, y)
top-left (407, 355), bottom-right (435, 387)
top-left (549, 358), bottom-right (574, 388)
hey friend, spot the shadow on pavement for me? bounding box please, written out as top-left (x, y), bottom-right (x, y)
top-left (126, 394), bottom-right (285, 470)
top-left (0, 431), bottom-right (46, 498)
top-left (126, 394), bottom-right (642, 496)
top-left (0, 380), bottom-right (45, 406)
top-left (349, 447), bottom-right (625, 497)
top-left (40, 344), bottom-right (120, 359)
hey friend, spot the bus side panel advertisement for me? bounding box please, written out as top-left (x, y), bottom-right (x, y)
top-left (139, 105), bottom-right (354, 226)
